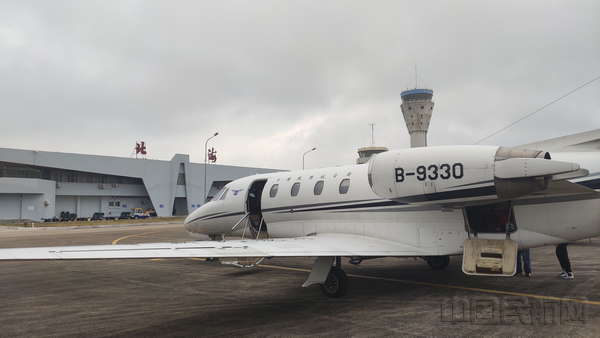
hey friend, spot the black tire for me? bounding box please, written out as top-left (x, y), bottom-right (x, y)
top-left (319, 267), bottom-right (348, 298)
top-left (426, 255), bottom-right (450, 270)
top-left (349, 257), bottom-right (363, 265)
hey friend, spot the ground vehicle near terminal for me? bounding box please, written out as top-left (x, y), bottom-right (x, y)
top-left (130, 208), bottom-right (150, 219)
top-left (41, 208), bottom-right (157, 222)
top-left (43, 211), bottom-right (86, 222)
top-left (118, 212), bottom-right (131, 219)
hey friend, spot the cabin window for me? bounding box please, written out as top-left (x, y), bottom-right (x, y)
top-left (269, 184), bottom-right (279, 198)
top-left (314, 181), bottom-right (324, 195)
top-left (219, 189), bottom-right (228, 200)
top-left (291, 182), bottom-right (301, 197)
top-left (339, 179), bottom-right (350, 194)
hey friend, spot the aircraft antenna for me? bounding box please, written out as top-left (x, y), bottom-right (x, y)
top-left (474, 75), bottom-right (600, 145)
top-left (369, 123), bottom-right (376, 147)
top-left (415, 65), bottom-right (418, 88)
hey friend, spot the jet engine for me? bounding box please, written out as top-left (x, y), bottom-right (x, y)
top-left (368, 145), bottom-right (581, 204)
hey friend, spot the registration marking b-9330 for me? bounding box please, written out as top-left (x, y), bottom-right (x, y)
top-left (395, 163), bottom-right (464, 182)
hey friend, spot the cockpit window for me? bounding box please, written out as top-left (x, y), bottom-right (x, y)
top-left (291, 182), bottom-right (301, 197)
top-left (269, 184), bottom-right (279, 198)
top-left (219, 188), bottom-right (229, 200)
top-left (339, 179), bottom-right (350, 194)
top-left (211, 187), bottom-right (228, 201)
top-left (314, 181), bottom-right (324, 195)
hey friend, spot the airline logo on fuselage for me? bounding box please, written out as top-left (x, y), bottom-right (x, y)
top-left (232, 189), bottom-right (244, 196)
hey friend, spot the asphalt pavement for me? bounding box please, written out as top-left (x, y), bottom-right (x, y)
top-left (1, 224), bottom-right (598, 337)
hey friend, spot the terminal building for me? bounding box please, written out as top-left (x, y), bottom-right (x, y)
top-left (0, 147), bottom-right (280, 221)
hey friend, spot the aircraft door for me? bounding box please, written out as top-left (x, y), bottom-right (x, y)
top-left (464, 202), bottom-right (517, 234)
top-left (246, 180), bottom-right (268, 238)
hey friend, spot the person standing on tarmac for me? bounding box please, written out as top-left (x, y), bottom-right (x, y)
top-left (556, 243), bottom-right (574, 279)
top-left (515, 249), bottom-right (531, 277)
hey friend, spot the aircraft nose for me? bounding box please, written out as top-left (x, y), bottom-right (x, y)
top-left (184, 202), bottom-right (228, 236)
top-left (184, 206), bottom-right (205, 232)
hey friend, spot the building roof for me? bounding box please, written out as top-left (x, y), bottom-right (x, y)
top-left (401, 88), bottom-right (434, 98)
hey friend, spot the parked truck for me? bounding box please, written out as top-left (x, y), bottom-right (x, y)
top-left (130, 208), bottom-right (150, 219)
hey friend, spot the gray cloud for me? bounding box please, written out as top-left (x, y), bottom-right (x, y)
top-left (1, 0), bottom-right (599, 170)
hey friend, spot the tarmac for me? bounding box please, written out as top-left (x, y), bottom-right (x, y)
top-left (1, 223), bottom-right (598, 337)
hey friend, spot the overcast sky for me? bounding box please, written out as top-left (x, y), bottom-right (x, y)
top-left (1, 0), bottom-right (599, 171)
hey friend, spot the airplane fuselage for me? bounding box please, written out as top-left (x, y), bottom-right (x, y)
top-left (185, 145), bottom-right (600, 255)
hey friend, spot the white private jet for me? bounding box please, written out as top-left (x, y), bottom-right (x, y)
top-left (1, 130), bottom-right (599, 297)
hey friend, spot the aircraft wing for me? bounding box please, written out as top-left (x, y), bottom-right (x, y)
top-left (0, 234), bottom-right (438, 260)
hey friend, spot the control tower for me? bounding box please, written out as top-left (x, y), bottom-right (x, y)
top-left (400, 88), bottom-right (434, 148)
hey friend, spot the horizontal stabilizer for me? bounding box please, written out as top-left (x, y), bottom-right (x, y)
top-left (517, 129), bottom-right (600, 152)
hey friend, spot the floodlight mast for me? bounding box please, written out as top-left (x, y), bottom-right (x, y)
top-left (303, 147), bottom-right (316, 170)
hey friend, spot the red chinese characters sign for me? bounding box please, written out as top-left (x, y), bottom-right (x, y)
top-left (208, 147), bottom-right (217, 163)
top-left (135, 142), bottom-right (147, 155)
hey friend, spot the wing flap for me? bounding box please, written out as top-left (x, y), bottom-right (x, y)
top-left (0, 234), bottom-right (436, 260)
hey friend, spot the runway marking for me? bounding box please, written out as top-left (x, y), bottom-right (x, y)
top-left (259, 264), bottom-right (600, 306)
top-left (111, 230), bottom-right (175, 245)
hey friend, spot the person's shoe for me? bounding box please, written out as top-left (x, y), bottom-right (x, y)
top-left (558, 270), bottom-right (568, 278)
top-left (559, 272), bottom-right (574, 279)
top-left (515, 272), bottom-right (522, 276)
top-left (525, 272), bottom-right (531, 277)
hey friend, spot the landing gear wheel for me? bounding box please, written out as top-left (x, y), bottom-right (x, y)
top-left (426, 256), bottom-right (450, 270)
top-left (319, 266), bottom-right (348, 298)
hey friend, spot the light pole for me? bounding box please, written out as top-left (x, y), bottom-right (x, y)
top-left (303, 147), bottom-right (316, 170)
top-left (204, 132), bottom-right (219, 203)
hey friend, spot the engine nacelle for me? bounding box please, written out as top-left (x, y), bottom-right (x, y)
top-left (368, 145), bottom-right (580, 204)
